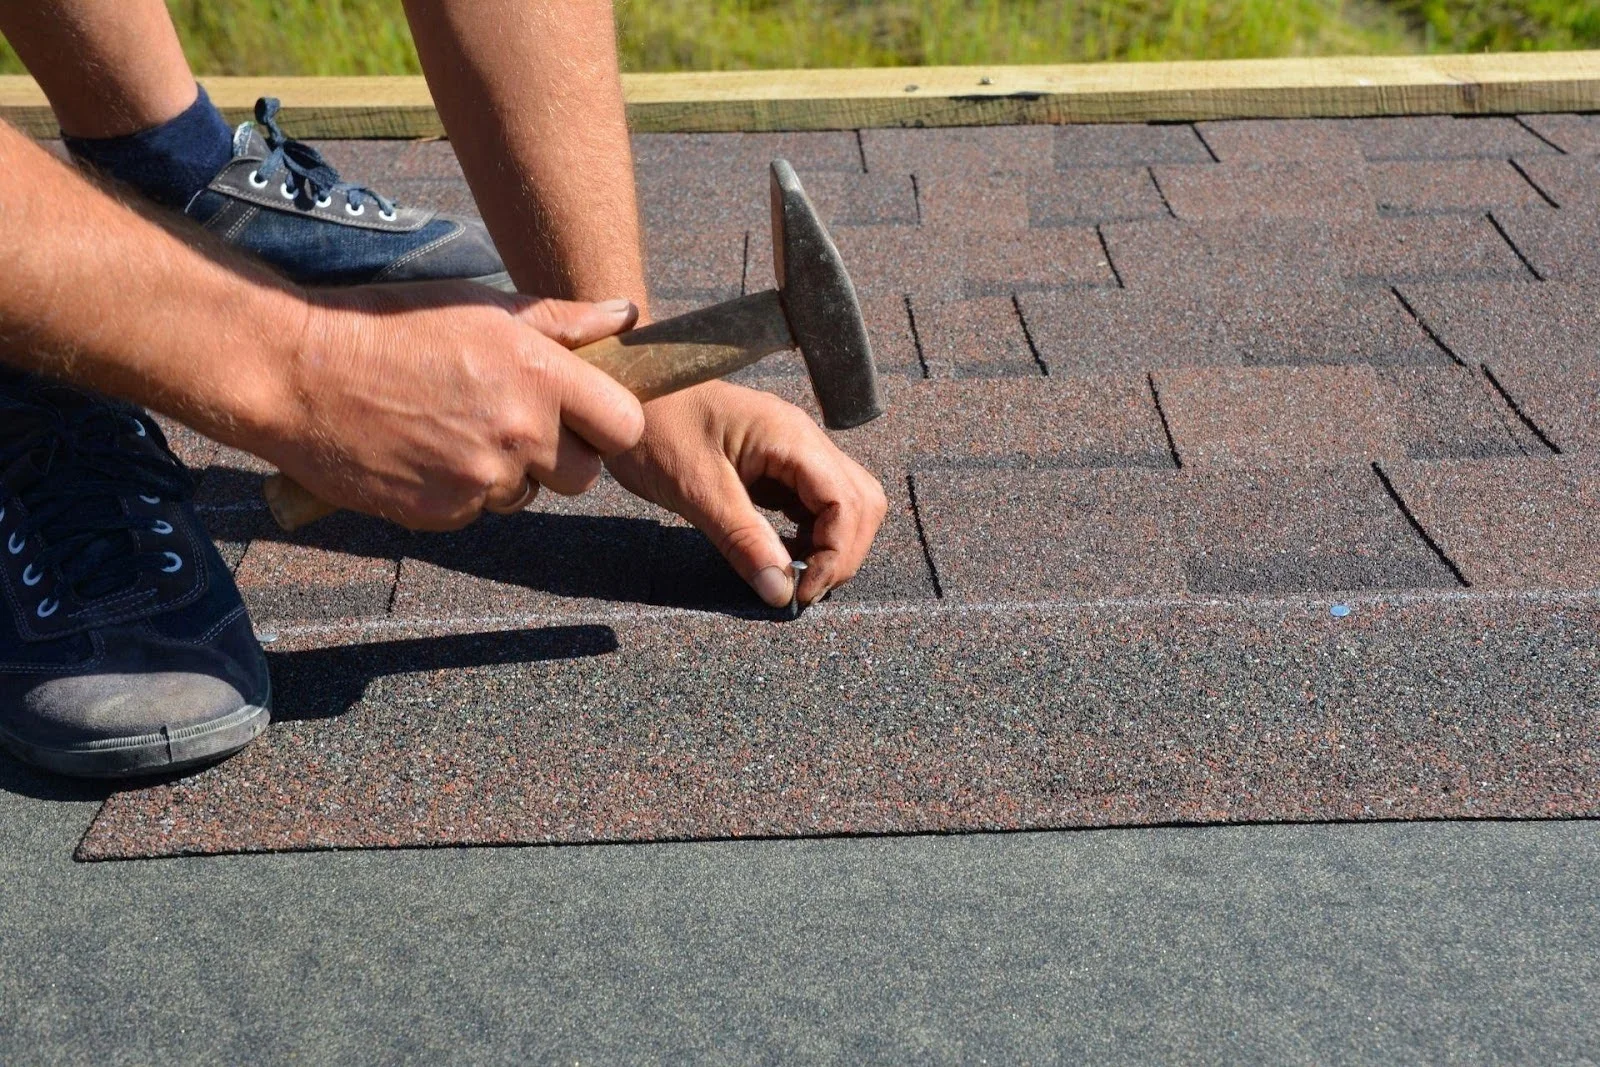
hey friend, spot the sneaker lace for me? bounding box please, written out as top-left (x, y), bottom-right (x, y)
top-left (0, 396), bottom-right (195, 603)
top-left (251, 97), bottom-right (396, 215)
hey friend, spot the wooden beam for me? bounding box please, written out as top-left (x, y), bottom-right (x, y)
top-left (623, 53), bottom-right (1600, 131)
top-left (4, 52), bottom-right (1600, 137)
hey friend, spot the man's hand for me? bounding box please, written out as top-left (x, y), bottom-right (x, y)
top-left (256, 282), bottom-right (644, 531)
top-left (608, 380), bottom-right (888, 608)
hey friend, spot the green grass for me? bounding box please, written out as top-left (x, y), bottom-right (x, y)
top-left (0, 0), bottom-right (1597, 76)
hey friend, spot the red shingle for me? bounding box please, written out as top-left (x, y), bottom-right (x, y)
top-left (1154, 160), bottom-right (1376, 222)
top-left (1491, 204), bottom-right (1600, 281)
top-left (1505, 155), bottom-right (1592, 210)
top-left (234, 515), bottom-right (406, 624)
top-left (1152, 366), bottom-right (1403, 467)
top-left (862, 125), bottom-right (1052, 175)
top-left (1053, 123), bottom-right (1212, 168)
top-left (908, 295), bottom-right (1037, 377)
top-left (1344, 116), bottom-right (1557, 161)
top-left (1369, 160), bottom-right (1552, 216)
top-left (820, 375), bottom-right (1173, 473)
top-left (1018, 288), bottom-right (1233, 373)
top-left (1382, 456), bottom-right (1600, 588)
top-left (1333, 215), bottom-right (1533, 286)
top-left (1099, 218), bottom-right (1341, 292)
top-left (1517, 113), bottom-right (1600, 155)
top-left (1193, 119), bottom-right (1365, 163)
top-left (916, 464), bottom-right (1455, 600)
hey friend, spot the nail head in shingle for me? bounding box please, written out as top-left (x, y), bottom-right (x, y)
top-left (1330, 604), bottom-right (1352, 618)
top-left (782, 559), bottom-right (809, 621)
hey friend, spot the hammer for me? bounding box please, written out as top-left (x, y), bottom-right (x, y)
top-left (262, 159), bottom-right (885, 532)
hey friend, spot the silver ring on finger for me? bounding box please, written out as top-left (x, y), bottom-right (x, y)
top-left (508, 476), bottom-right (538, 511)
top-left (491, 476), bottom-right (538, 515)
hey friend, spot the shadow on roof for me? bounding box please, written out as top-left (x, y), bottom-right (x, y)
top-left (266, 625), bottom-right (620, 722)
top-left (201, 464), bottom-right (786, 617)
top-left (0, 626), bottom-right (616, 801)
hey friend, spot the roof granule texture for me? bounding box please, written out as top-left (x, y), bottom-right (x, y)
top-left (80, 116), bottom-right (1600, 857)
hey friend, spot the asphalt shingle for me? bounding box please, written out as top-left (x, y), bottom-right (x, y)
top-left (1193, 119), bottom-right (1365, 163)
top-left (1383, 456), bottom-right (1600, 588)
top-left (1018, 288), bottom-right (1232, 373)
top-left (233, 515), bottom-right (407, 625)
top-left (1491, 204), bottom-right (1600, 281)
top-left (1153, 161), bottom-right (1375, 222)
top-left (908, 295), bottom-right (1039, 378)
top-left (1517, 112), bottom-right (1600, 154)
top-left (1396, 280), bottom-right (1600, 453)
top-left (863, 125), bottom-right (1052, 175)
top-left (1369, 160), bottom-right (1553, 216)
top-left (1152, 366), bottom-right (1403, 467)
top-left (1343, 116), bottom-right (1558, 161)
top-left (81, 120), bottom-right (1600, 857)
top-left (1504, 155), bottom-right (1589, 208)
top-left (1053, 123), bottom-right (1213, 168)
top-left (1334, 215), bottom-right (1533, 286)
top-left (82, 592), bottom-right (1597, 858)
top-left (917, 464), bottom-right (1454, 600)
top-left (825, 375), bottom-right (1174, 473)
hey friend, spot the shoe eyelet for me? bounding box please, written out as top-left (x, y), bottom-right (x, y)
top-left (248, 170), bottom-right (269, 189)
top-left (139, 494), bottom-right (160, 505)
top-left (21, 563), bottom-right (40, 587)
top-left (280, 181), bottom-right (298, 201)
top-left (132, 420), bottom-right (147, 437)
top-left (6, 532), bottom-right (24, 555)
top-left (0, 505), bottom-right (5, 522)
top-left (161, 552), bottom-right (183, 574)
top-left (315, 195), bottom-right (333, 209)
top-left (36, 597), bottom-right (58, 619)
top-left (150, 519), bottom-right (173, 535)
top-left (345, 202), bottom-right (365, 217)
top-left (379, 208), bottom-right (397, 222)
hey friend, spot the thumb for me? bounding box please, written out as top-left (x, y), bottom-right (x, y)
top-left (516, 297), bottom-right (638, 350)
top-left (679, 460), bottom-right (796, 608)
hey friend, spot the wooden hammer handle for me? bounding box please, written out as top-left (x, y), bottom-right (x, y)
top-left (262, 290), bottom-right (793, 532)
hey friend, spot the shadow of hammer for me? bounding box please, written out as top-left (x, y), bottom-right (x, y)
top-left (262, 159), bottom-right (886, 532)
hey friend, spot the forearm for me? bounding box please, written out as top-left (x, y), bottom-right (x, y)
top-left (0, 120), bottom-right (305, 446)
top-left (401, 0), bottom-right (648, 312)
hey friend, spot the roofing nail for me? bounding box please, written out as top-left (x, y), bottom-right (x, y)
top-left (1330, 604), bottom-right (1352, 618)
top-left (783, 560), bottom-right (808, 621)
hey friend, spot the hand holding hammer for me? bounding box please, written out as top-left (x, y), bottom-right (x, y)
top-left (264, 160), bottom-right (884, 531)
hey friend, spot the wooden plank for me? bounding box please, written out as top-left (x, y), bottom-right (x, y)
top-left (4, 52), bottom-right (1600, 137)
top-left (621, 53), bottom-right (1600, 130)
top-left (0, 76), bottom-right (442, 138)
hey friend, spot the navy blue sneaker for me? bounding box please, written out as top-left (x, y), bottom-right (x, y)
top-left (0, 373), bottom-right (269, 778)
top-left (182, 98), bottom-right (512, 290)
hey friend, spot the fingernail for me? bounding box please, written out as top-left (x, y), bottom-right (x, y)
top-left (752, 565), bottom-right (792, 608)
top-left (596, 298), bottom-right (634, 315)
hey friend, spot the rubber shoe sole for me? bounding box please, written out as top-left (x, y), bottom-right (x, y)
top-left (0, 697), bottom-right (270, 779)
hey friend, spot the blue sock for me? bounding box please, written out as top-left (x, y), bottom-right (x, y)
top-left (62, 86), bottom-right (234, 210)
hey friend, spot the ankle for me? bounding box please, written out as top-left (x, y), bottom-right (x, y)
top-left (63, 85), bottom-right (234, 210)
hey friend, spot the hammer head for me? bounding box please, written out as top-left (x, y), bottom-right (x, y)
top-left (770, 160), bottom-right (884, 430)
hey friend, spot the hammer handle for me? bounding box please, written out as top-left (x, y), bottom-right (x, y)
top-left (262, 290), bottom-right (793, 532)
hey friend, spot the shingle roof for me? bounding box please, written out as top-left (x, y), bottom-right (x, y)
top-left (79, 117), bottom-right (1600, 859)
